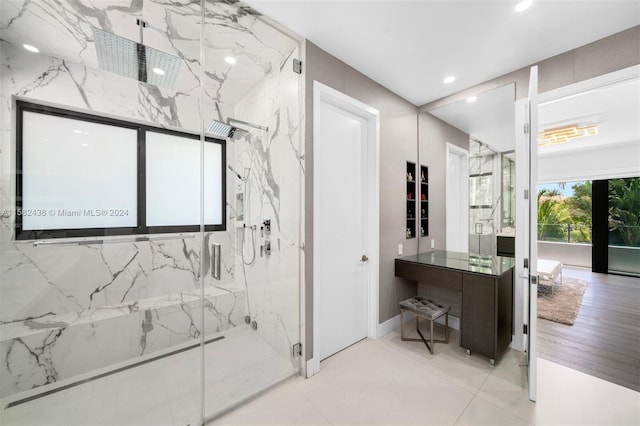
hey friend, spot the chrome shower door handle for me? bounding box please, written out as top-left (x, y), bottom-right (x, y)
top-left (212, 243), bottom-right (221, 280)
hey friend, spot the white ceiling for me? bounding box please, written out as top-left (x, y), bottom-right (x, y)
top-left (429, 84), bottom-right (516, 152)
top-left (538, 76), bottom-right (640, 155)
top-left (244, 0), bottom-right (640, 106)
top-left (426, 74), bottom-right (640, 156)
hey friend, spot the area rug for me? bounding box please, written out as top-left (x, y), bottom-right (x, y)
top-left (537, 277), bottom-right (588, 325)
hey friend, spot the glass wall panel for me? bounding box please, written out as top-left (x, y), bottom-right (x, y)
top-left (202, 0), bottom-right (303, 420)
top-left (608, 177), bottom-right (640, 276)
top-left (469, 140), bottom-right (499, 256)
top-left (0, 1), bottom-right (205, 424)
top-left (1, 1), bottom-right (303, 424)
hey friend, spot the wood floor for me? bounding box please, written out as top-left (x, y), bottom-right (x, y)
top-left (536, 266), bottom-right (640, 392)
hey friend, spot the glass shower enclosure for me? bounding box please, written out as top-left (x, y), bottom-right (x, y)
top-left (468, 139), bottom-right (500, 256)
top-left (0, 1), bottom-right (303, 425)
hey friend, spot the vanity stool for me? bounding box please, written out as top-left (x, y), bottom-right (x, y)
top-left (399, 297), bottom-right (450, 354)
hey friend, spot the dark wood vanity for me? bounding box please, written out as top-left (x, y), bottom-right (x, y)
top-left (395, 250), bottom-right (515, 364)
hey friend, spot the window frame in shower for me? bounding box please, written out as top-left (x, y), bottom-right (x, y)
top-left (14, 100), bottom-right (226, 240)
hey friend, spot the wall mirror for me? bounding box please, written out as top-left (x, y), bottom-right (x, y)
top-left (420, 83), bottom-right (516, 256)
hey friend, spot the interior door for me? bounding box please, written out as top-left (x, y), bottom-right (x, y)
top-left (315, 100), bottom-right (368, 361)
top-left (522, 66), bottom-right (539, 401)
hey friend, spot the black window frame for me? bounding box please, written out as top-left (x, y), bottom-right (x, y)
top-left (15, 100), bottom-right (226, 240)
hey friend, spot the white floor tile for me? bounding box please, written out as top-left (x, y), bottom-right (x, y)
top-left (380, 325), bottom-right (494, 393)
top-left (455, 394), bottom-right (531, 426)
top-left (533, 358), bottom-right (640, 426)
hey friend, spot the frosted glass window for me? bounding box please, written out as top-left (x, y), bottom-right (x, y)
top-left (470, 175), bottom-right (493, 207)
top-left (21, 111), bottom-right (138, 230)
top-left (16, 102), bottom-right (225, 239)
top-left (145, 131), bottom-right (223, 227)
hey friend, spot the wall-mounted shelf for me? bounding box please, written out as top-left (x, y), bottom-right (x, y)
top-left (420, 165), bottom-right (429, 237)
top-left (406, 162), bottom-right (416, 239)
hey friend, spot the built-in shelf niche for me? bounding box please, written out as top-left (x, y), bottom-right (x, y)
top-left (419, 165), bottom-right (429, 237)
top-left (406, 161), bottom-right (416, 239)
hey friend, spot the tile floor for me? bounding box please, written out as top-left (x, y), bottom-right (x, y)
top-left (213, 323), bottom-right (640, 426)
top-left (0, 325), bottom-right (297, 426)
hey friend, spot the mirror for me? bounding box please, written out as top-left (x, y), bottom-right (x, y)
top-left (419, 83), bottom-right (516, 255)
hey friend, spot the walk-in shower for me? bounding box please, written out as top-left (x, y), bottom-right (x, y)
top-left (0, 1), bottom-right (303, 425)
top-left (469, 139), bottom-right (501, 256)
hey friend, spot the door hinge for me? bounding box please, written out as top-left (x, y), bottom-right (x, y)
top-left (524, 123), bottom-right (529, 134)
top-left (531, 275), bottom-right (538, 285)
top-left (293, 59), bottom-right (302, 74)
top-left (523, 324), bottom-right (528, 335)
top-left (524, 258), bottom-right (529, 268)
top-left (524, 189), bottom-right (529, 200)
top-left (292, 342), bottom-right (302, 357)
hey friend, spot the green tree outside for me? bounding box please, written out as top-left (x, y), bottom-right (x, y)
top-left (608, 177), bottom-right (640, 247)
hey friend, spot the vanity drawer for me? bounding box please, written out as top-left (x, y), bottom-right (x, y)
top-left (395, 261), bottom-right (462, 291)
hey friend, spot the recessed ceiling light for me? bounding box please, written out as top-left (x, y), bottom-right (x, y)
top-left (443, 76), bottom-right (456, 84)
top-left (152, 67), bottom-right (165, 76)
top-left (467, 96), bottom-right (477, 103)
top-left (515, 0), bottom-right (533, 12)
top-left (225, 56), bottom-right (236, 65)
top-left (81, 143), bottom-right (89, 147)
top-left (23, 43), bottom-right (39, 53)
top-left (73, 129), bottom-right (82, 134)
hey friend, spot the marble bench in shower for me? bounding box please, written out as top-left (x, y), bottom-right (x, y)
top-left (0, 284), bottom-right (245, 400)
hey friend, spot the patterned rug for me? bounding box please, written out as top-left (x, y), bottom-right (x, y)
top-left (537, 277), bottom-right (588, 325)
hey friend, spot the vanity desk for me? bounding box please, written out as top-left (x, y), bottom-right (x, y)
top-left (395, 250), bottom-right (515, 364)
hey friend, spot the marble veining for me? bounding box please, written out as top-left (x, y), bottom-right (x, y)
top-left (0, 0), bottom-right (303, 401)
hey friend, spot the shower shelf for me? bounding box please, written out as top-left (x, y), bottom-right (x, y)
top-left (0, 284), bottom-right (245, 398)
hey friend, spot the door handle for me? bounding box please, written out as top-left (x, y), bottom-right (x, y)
top-left (361, 255), bottom-right (369, 262)
top-left (212, 243), bottom-right (221, 280)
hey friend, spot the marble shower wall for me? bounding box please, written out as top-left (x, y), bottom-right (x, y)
top-left (231, 48), bottom-right (303, 364)
top-left (0, 0), bottom-right (302, 398)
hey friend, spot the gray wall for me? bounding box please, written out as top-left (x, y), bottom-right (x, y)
top-left (303, 25), bottom-right (640, 363)
top-left (418, 113), bottom-right (470, 251)
top-left (421, 26), bottom-right (640, 110)
top-left (304, 41), bottom-right (419, 360)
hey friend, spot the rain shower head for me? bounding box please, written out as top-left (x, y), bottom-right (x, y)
top-left (92, 26), bottom-right (183, 90)
top-left (207, 120), bottom-right (250, 140)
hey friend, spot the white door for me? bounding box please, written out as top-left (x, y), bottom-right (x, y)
top-left (314, 90), bottom-right (372, 362)
top-left (516, 66), bottom-right (539, 401)
top-left (446, 143), bottom-right (469, 252)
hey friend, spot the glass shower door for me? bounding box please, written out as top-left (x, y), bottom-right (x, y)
top-left (0, 2), bottom-right (207, 424)
top-left (201, 1), bottom-right (303, 421)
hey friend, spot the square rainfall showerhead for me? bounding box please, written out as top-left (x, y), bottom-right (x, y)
top-left (92, 27), bottom-right (183, 90)
top-left (207, 120), bottom-right (249, 140)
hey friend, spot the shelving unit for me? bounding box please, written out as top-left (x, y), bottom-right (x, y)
top-left (419, 165), bottom-right (428, 237)
top-left (406, 162), bottom-right (416, 239)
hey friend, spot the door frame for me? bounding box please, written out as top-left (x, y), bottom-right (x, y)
top-left (446, 142), bottom-right (469, 252)
top-left (308, 81), bottom-right (380, 377)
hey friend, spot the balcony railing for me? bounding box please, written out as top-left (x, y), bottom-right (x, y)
top-left (538, 224), bottom-right (640, 247)
top-left (538, 223), bottom-right (592, 244)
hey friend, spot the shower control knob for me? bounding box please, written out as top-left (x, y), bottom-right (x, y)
top-left (361, 255), bottom-right (369, 262)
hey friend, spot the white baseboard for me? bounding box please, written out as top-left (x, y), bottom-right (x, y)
top-left (305, 358), bottom-right (319, 378)
top-left (375, 314), bottom-right (401, 338)
top-left (376, 312), bottom-right (460, 339)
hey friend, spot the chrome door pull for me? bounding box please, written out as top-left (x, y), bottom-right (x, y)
top-left (212, 243), bottom-right (221, 280)
top-left (361, 255), bottom-right (369, 262)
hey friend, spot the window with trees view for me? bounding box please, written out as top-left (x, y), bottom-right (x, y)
top-left (537, 181), bottom-right (592, 244)
top-left (608, 177), bottom-right (640, 248)
top-left (538, 177), bottom-right (640, 250)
